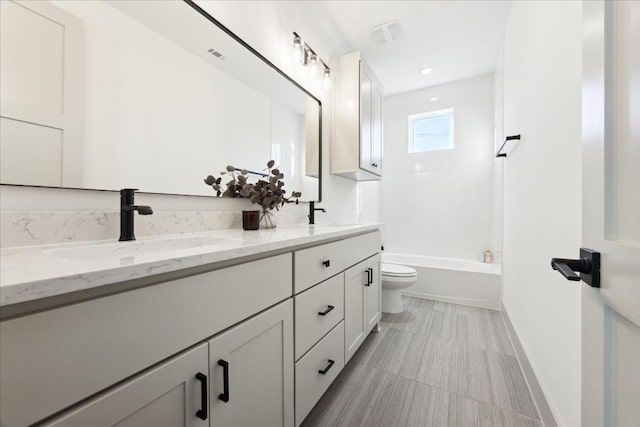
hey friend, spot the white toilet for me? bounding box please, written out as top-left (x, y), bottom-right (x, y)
top-left (381, 263), bottom-right (418, 313)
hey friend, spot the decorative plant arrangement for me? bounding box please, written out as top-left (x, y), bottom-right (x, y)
top-left (204, 160), bottom-right (301, 229)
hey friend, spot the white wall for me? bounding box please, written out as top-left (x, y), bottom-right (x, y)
top-left (500, 2), bottom-right (583, 425)
top-left (196, 1), bottom-right (359, 224)
top-left (380, 74), bottom-right (496, 261)
top-left (1, 1), bottom-right (360, 229)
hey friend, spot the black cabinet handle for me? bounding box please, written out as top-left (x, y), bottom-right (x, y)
top-left (322, 259), bottom-right (331, 268)
top-left (318, 305), bottom-right (335, 316)
top-left (217, 359), bottom-right (230, 402)
top-left (318, 359), bottom-right (335, 375)
top-left (365, 268), bottom-right (373, 286)
top-left (195, 372), bottom-right (208, 420)
top-left (371, 163), bottom-right (378, 167)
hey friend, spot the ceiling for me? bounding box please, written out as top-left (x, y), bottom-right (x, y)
top-left (272, 1), bottom-right (512, 95)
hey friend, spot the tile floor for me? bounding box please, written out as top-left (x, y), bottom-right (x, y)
top-left (302, 296), bottom-right (542, 427)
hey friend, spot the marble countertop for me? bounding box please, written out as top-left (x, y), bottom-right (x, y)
top-left (0, 224), bottom-right (380, 307)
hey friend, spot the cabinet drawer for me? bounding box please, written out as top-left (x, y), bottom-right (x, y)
top-left (295, 274), bottom-right (344, 360)
top-left (295, 321), bottom-right (345, 426)
top-left (294, 239), bottom-right (345, 294)
top-left (341, 231), bottom-right (381, 269)
top-left (294, 231), bottom-right (381, 294)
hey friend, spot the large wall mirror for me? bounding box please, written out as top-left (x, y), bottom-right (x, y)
top-left (0, 0), bottom-right (321, 201)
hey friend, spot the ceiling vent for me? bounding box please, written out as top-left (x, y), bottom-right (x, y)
top-left (370, 21), bottom-right (402, 45)
top-left (207, 48), bottom-right (225, 60)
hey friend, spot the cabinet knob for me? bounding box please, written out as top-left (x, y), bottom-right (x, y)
top-left (322, 259), bottom-right (331, 268)
top-left (371, 163), bottom-right (378, 167)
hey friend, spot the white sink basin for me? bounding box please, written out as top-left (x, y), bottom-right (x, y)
top-left (48, 235), bottom-right (235, 261)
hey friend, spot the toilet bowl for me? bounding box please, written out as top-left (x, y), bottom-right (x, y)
top-left (381, 263), bottom-right (418, 313)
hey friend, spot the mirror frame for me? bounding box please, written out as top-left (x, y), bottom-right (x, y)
top-left (1, 0), bottom-right (322, 203)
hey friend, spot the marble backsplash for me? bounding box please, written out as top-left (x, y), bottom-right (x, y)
top-left (1, 208), bottom-right (308, 248)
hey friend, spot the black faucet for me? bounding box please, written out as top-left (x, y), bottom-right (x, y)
top-left (308, 201), bottom-right (326, 225)
top-left (119, 188), bottom-right (153, 241)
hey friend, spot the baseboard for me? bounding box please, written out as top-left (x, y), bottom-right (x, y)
top-left (500, 303), bottom-right (558, 427)
top-left (402, 289), bottom-right (499, 311)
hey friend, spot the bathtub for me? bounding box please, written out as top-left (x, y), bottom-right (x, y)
top-left (382, 253), bottom-right (502, 310)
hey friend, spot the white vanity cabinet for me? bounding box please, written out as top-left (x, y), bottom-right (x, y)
top-left (292, 232), bottom-right (381, 425)
top-left (208, 299), bottom-right (294, 427)
top-left (0, 254), bottom-right (293, 427)
top-left (43, 344), bottom-right (209, 427)
top-left (331, 51), bottom-right (384, 181)
top-left (0, 228), bottom-right (381, 427)
top-left (345, 254), bottom-right (381, 363)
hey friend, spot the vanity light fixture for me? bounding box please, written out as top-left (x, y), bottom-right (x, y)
top-left (293, 32), bottom-right (331, 89)
top-left (420, 67), bottom-right (433, 75)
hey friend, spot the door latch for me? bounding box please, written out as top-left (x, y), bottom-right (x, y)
top-left (551, 248), bottom-right (600, 288)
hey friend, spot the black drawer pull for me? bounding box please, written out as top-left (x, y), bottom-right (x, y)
top-left (218, 359), bottom-right (230, 402)
top-left (371, 163), bottom-right (378, 167)
top-left (318, 305), bottom-right (335, 316)
top-left (195, 372), bottom-right (208, 420)
top-left (364, 268), bottom-right (372, 286)
top-left (318, 359), bottom-right (335, 375)
top-left (322, 259), bottom-right (331, 268)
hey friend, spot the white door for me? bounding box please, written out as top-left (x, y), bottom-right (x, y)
top-left (371, 85), bottom-right (383, 175)
top-left (365, 254), bottom-right (381, 332)
top-left (44, 343), bottom-right (209, 427)
top-left (208, 299), bottom-right (294, 427)
top-left (360, 65), bottom-right (374, 174)
top-left (344, 260), bottom-right (367, 362)
top-left (581, 1), bottom-right (640, 426)
top-left (0, 0), bottom-right (83, 187)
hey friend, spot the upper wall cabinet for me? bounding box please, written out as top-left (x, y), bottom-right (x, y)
top-left (331, 52), bottom-right (383, 181)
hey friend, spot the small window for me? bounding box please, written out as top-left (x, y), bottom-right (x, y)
top-left (408, 108), bottom-right (454, 153)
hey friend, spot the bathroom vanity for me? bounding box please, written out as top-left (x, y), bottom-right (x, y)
top-left (0, 225), bottom-right (381, 427)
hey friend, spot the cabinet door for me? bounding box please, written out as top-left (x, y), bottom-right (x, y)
top-left (370, 86), bottom-right (383, 176)
top-left (44, 344), bottom-right (209, 427)
top-left (365, 254), bottom-right (381, 332)
top-left (344, 261), bottom-right (367, 363)
top-left (208, 299), bottom-right (294, 427)
top-left (359, 65), bottom-right (374, 173)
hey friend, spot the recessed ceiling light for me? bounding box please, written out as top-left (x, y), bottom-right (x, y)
top-left (430, 97), bottom-right (438, 102)
top-left (420, 67), bottom-right (432, 75)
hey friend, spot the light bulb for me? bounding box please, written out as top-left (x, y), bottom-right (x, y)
top-left (323, 68), bottom-right (331, 91)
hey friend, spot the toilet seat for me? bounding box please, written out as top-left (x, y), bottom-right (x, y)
top-left (381, 263), bottom-right (417, 278)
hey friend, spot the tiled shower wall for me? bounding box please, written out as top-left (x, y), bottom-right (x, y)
top-left (380, 74), bottom-right (498, 262)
